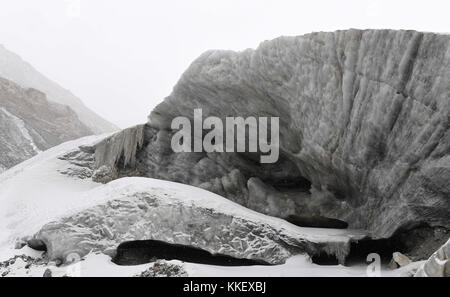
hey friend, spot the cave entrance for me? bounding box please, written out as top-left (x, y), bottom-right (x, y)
top-left (112, 240), bottom-right (270, 266)
top-left (345, 238), bottom-right (397, 265)
top-left (311, 224), bottom-right (450, 266)
top-left (311, 253), bottom-right (341, 265)
top-left (27, 239), bottom-right (47, 252)
top-left (310, 238), bottom-right (397, 266)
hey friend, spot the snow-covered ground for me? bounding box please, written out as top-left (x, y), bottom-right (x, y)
top-left (0, 135), bottom-right (423, 277)
top-left (0, 107), bottom-right (40, 153)
top-left (0, 135), bottom-right (108, 247)
top-left (0, 245), bottom-right (423, 277)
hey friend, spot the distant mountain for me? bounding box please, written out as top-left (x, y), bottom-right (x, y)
top-left (0, 44), bottom-right (118, 134)
top-left (0, 76), bottom-right (93, 172)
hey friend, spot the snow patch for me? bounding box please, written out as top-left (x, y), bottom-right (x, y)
top-left (0, 107), bottom-right (40, 153)
top-left (0, 134), bottom-right (109, 247)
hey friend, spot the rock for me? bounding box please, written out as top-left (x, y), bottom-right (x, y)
top-left (91, 30), bottom-right (450, 243)
top-left (415, 238), bottom-right (450, 277)
top-left (43, 268), bottom-right (52, 277)
top-left (32, 177), bottom-right (366, 265)
top-left (136, 260), bottom-right (188, 277)
top-left (57, 148), bottom-right (95, 179)
top-left (392, 252), bottom-right (412, 267)
top-left (92, 165), bottom-right (118, 184)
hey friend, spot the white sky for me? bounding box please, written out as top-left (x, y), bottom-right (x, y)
top-left (0, 0), bottom-right (448, 128)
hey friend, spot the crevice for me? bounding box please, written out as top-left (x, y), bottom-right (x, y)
top-left (27, 239), bottom-right (47, 252)
top-left (397, 32), bottom-right (423, 94)
top-left (309, 223), bottom-right (449, 267)
top-left (112, 240), bottom-right (270, 266)
top-left (310, 237), bottom-right (398, 266)
top-left (270, 176), bottom-right (312, 193)
top-left (311, 253), bottom-right (340, 266)
top-left (286, 215), bottom-right (348, 229)
top-left (345, 237), bottom-right (396, 265)
top-left (344, 223), bottom-right (449, 265)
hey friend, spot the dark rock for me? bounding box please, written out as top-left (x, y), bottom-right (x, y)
top-left (43, 268), bottom-right (52, 277)
top-left (136, 260), bottom-right (187, 277)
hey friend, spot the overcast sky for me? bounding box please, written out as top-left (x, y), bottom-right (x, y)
top-left (0, 0), bottom-right (448, 128)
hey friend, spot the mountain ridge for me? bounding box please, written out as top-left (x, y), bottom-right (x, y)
top-left (0, 75), bottom-right (93, 172)
top-left (0, 44), bottom-right (118, 134)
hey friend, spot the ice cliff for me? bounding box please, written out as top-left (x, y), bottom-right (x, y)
top-left (2, 30), bottom-right (448, 271)
top-left (94, 30), bottom-right (449, 246)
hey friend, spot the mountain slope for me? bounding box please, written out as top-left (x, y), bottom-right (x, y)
top-left (0, 76), bottom-right (93, 172)
top-left (0, 44), bottom-right (118, 133)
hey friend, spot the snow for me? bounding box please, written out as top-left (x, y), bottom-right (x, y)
top-left (0, 246), bottom-right (44, 262)
top-left (184, 255), bottom-right (368, 277)
top-left (0, 245), bottom-right (423, 277)
top-left (0, 135), bottom-right (421, 277)
top-left (0, 134), bottom-right (108, 247)
top-left (0, 133), bottom-right (365, 251)
top-left (0, 107), bottom-right (40, 153)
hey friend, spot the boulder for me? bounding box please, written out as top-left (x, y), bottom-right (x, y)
top-left (392, 252), bottom-right (412, 267)
top-left (43, 268), bottom-right (52, 277)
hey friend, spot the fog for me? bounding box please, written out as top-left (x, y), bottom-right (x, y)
top-left (0, 0), bottom-right (448, 128)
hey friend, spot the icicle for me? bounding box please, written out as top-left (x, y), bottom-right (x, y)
top-left (94, 125), bottom-right (145, 169)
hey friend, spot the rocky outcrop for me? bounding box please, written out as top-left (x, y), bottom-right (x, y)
top-left (415, 238), bottom-right (450, 277)
top-left (92, 30), bottom-right (449, 246)
top-left (32, 177), bottom-right (366, 265)
top-left (0, 76), bottom-right (93, 170)
top-left (135, 261), bottom-right (188, 277)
